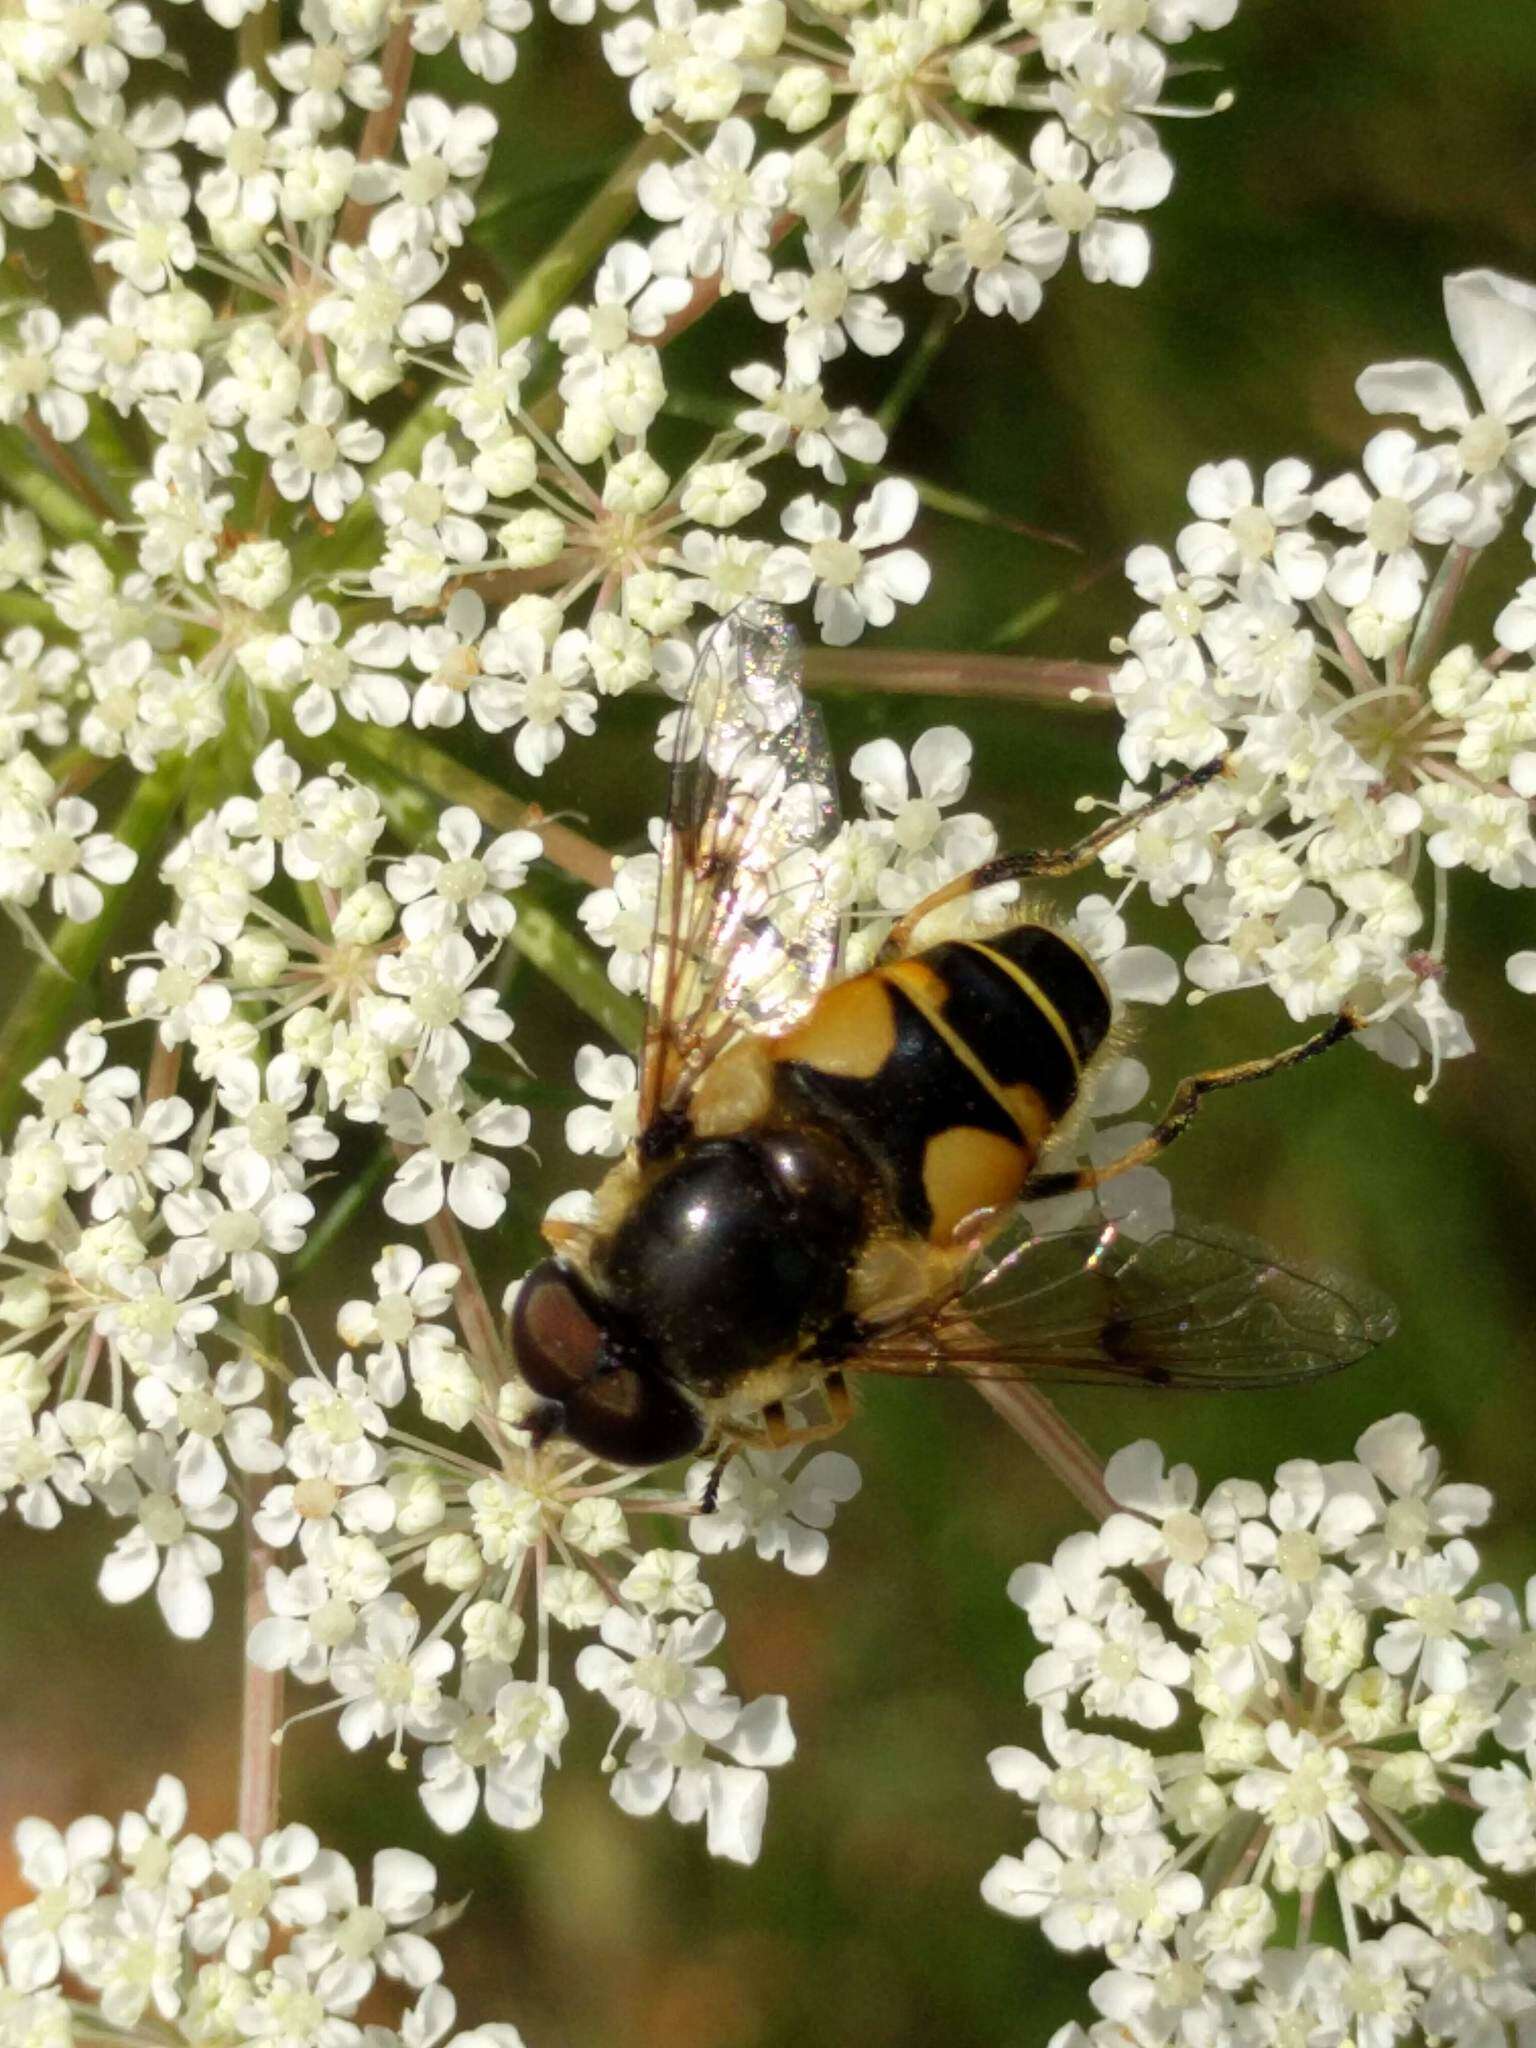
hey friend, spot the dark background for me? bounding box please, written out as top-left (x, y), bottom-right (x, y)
top-left (3, 4), bottom-right (1535, 2044)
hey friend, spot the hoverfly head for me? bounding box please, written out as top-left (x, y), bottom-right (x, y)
top-left (511, 1259), bottom-right (706, 1468)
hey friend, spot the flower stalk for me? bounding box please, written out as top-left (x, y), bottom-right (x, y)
top-left (237, 1477), bottom-right (284, 1843)
top-left (803, 648), bottom-right (1115, 702)
top-left (973, 1382), bottom-right (1119, 1524)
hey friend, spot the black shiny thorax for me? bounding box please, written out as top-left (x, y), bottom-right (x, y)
top-left (595, 1127), bottom-right (867, 1396)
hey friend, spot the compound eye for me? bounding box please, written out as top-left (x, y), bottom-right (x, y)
top-left (563, 1367), bottom-right (705, 1468)
top-left (512, 1260), bottom-right (605, 1402)
top-left (511, 1260), bottom-right (704, 1468)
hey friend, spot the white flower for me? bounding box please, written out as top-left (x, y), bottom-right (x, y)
top-left (575, 1607), bottom-right (735, 1744)
top-left (382, 1085), bottom-right (529, 1229)
top-left (0, 793), bottom-right (135, 923)
top-left (308, 229), bottom-right (453, 402)
top-left (292, 1845), bottom-right (442, 2008)
top-left (206, 1053), bottom-right (337, 1200)
top-left (1099, 271), bottom-right (1536, 1072)
top-left (370, 96), bottom-right (496, 257)
top-left (0, 310), bottom-right (90, 441)
top-left (609, 1692), bottom-right (795, 1865)
top-left (749, 227), bottom-right (903, 380)
top-left (97, 1433), bottom-right (233, 1638)
top-left (371, 931), bottom-right (514, 1086)
top-left (2, 1812), bottom-right (113, 1989)
top-left (775, 478), bottom-right (931, 645)
top-left (989, 1420), bottom-right (1536, 2043)
top-left (579, 851), bottom-right (661, 994)
top-left (1373, 1539), bottom-right (1493, 1695)
top-left (253, 378), bottom-right (383, 523)
top-left (187, 1826), bottom-right (325, 1970)
top-left (483, 625), bottom-right (599, 776)
top-left (1232, 1725), bottom-right (1369, 1871)
top-left (61, 1089), bottom-right (192, 1220)
top-left (1349, 1411), bottom-right (1492, 1569)
top-left (1313, 428), bottom-right (1470, 619)
top-left (1358, 269), bottom-right (1536, 493)
top-left (163, 1180), bottom-right (315, 1306)
top-left (638, 119), bottom-right (788, 293)
top-left (1176, 457), bottom-right (1327, 598)
top-left (330, 1594), bottom-right (456, 1757)
top-left (337, 1245), bottom-right (461, 1398)
top-left (686, 1448), bottom-right (861, 1575)
top-left (563, 1044), bottom-right (639, 1158)
top-left (184, 69), bottom-right (281, 230)
top-left (135, 1355), bottom-right (282, 1509)
top-left (409, 0), bottom-right (532, 82)
top-left (386, 806), bottom-right (540, 942)
top-left (1029, 122), bottom-right (1172, 290)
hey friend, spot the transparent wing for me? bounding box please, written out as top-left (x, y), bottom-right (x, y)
top-left (638, 606), bottom-right (843, 1131)
top-left (848, 1216), bottom-right (1397, 1391)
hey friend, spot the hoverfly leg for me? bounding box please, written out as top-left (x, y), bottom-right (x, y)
top-left (761, 1400), bottom-right (793, 1448)
top-left (759, 1378), bottom-right (854, 1450)
top-left (540, 1215), bottom-right (590, 1252)
top-left (699, 1441), bottom-right (738, 1516)
top-left (822, 1369), bottom-right (853, 1436)
top-left (1022, 1008), bottom-right (1362, 1202)
top-left (880, 756), bottom-right (1230, 960)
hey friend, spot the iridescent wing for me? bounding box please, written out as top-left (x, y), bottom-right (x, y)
top-left (638, 607), bottom-right (843, 1132)
top-left (846, 1215), bottom-right (1396, 1391)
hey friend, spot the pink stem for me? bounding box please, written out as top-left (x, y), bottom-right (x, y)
top-left (237, 1485), bottom-right (283, 1842)
top-left (972, 1382), bottom-right (1118, 1524)
top-left (423, 1202), bottom-right (505, 1396)
top-left (803, 649), bottom-right (1115, 703)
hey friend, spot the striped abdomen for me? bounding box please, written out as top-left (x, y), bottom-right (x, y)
top-left (769, 923), bottom-right (1111, 1244)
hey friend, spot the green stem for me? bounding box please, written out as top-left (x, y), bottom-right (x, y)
top-left (291, 1145), bottom-right (393, 1275)
top-left (319, 131), bottom-right (668, 577)
top-left (237, 0), bottom-right (279, 73)
top-left (0, 761), bottom-right (187, 1128)
top-left (0, 589), bottom-right (56, 630)
top-left (876, 298), bottom-right (959, 434)
top-left (507, 898), bottom-right (641, 1049)
top-left (0, 424), bottom-right (122, 549)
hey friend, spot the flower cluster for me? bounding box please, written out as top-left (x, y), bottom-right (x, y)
top-left (0, 1773), bottom-right (525, 2048)
top-left (0, 0), bottom-right (1251, 920)
top-left (244, 1249), bottom-right (854, 1863)
top-left (0, 741), bottom-right (538, 1624)
top-left (615, 1), bottom-right (1241, 326)
top-left (0, 0), bottom-right (954, 963)
top-left (987, 1415), bottom-right (1536, 2046)
top-left (1100, 269), bottom-right (1536, 1089)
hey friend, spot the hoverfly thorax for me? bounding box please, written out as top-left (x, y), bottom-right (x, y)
top-left (515, 606), bottom-right (1395, 1475)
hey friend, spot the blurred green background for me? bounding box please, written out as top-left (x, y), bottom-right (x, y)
top-left (4, 3), bottom-right (1536, 2043)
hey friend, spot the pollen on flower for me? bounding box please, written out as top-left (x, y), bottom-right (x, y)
top-left (0, 1775), bottom-right (526, 2048)
top-left (1096, 269), bottom-right (1536, 1086)
top-left (986, 1418), bottom-right (1536, 2043)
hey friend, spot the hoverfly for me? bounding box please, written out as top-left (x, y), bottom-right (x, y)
top-left (511, 607), bottom-right (1395, 1475)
